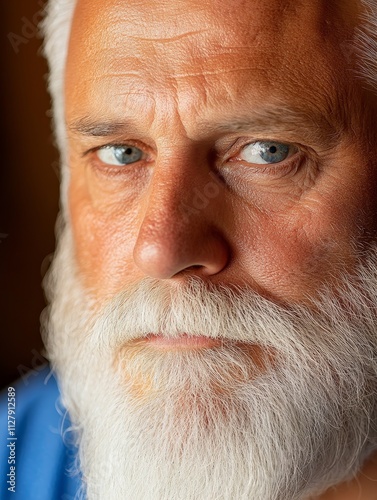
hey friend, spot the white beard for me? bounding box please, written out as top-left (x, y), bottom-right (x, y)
top-left (42, 220), bottom-right (377, 500)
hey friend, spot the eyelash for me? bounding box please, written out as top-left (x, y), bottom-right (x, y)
top-left (83, 142), bottom-right (146, 159)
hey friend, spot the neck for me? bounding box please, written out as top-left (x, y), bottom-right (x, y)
top-left (312, 451), bottom-right (377, 500)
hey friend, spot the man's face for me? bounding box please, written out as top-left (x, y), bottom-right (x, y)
top-left (65, 0), bottom-right (377, 304)
top-left (50, 1), bottom-right (377, 499)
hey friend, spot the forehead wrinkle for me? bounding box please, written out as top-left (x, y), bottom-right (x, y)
top-left (98, 38), bottom-right (282, 94)
top-left (169, 66), bottom-right (266, 79)
top-left (125, 29), bottom-right (210, 44)
top-left (101, 3), bottom-right (214, 53)
top-left (78, 0), bottom-right (296, 78)
top-left (72, 0), bottom-right (348, 96)
top-left (101, 50), bottom-right (264, 82)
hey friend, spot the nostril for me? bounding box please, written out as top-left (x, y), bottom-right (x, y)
top-left (172, 265), bottom-right (203, 278)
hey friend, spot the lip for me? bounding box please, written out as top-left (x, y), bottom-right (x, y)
top-left (145, 333), bottom-right (222, 350)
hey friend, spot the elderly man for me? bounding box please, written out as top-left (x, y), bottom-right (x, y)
top-left (1, 0), bottom-right (377, 498)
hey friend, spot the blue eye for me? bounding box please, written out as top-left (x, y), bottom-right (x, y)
top-left (97, 145), bottom-right (143, 166)
top-left (240, 141), bottom-right (294, 165)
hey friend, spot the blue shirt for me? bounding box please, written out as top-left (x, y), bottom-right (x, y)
top-left (0, 365), bottom-right (82, 499)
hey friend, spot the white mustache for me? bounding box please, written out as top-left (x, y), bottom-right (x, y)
top-left (89, 275), bottom-right (289, 347)
top-left (88, 273), bottom-right (369, 370)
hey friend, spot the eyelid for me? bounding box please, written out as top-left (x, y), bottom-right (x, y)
top-left (81, 140), bottom-right (152, 159)
top-left (228, 138), bottom-right (297, 154)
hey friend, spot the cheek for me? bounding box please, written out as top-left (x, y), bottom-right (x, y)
top-left (69, 170), bottom-right (141, 296)
top-left (232, 190), bottom-right (362, 302)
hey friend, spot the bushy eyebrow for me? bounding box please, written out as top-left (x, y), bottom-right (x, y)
top-left (198, 108), bottom-right (340, 148)
top-left (68, 118), bottom-right (137, 137)
top-left (68, 106), bottom-right (340, 149)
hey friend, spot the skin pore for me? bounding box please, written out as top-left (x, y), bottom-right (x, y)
top-left (63, 0), bottom-right (377, 498)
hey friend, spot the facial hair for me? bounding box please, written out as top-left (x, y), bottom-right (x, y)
top-left (42, 221), bottom-right (377, 500)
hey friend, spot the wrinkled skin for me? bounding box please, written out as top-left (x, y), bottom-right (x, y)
top-left (65, 0), bottom-right (377, 497)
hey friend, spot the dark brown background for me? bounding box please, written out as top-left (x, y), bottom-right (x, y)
top-left (1, 1), bottom-right (59, 387)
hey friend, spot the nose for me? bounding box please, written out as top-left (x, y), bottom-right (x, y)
top-left (133, 165), bottom-right (230, 280)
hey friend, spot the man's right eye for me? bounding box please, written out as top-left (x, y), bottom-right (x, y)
top-left (96, 145), bottom-right (143, 166)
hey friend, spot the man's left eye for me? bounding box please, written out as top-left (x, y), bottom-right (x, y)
top-left (239, 141), bottom-right (296, 165)
top-left (96, 145), bottom-right (143, 166)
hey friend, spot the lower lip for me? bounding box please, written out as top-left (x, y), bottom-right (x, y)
top-left (145, 334), bottom-right (222, 350)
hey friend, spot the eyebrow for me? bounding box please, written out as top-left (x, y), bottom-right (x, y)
top-left (68, 107), bottom-right (340, 149)
top-left (199, 108), bottom-right (340, 147)
top-left (68, 118), bottom-right (137, 137)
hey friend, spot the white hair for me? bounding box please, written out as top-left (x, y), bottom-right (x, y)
top-left (355, 0), bottom-right (377, 90)
top-left (41, 0), bottom-right (76, 214)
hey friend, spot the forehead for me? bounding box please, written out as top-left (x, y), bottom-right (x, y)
top-left (66, 0), bottom-right (359, 132)
top-left (70, 0), bottom-right (358, 43)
